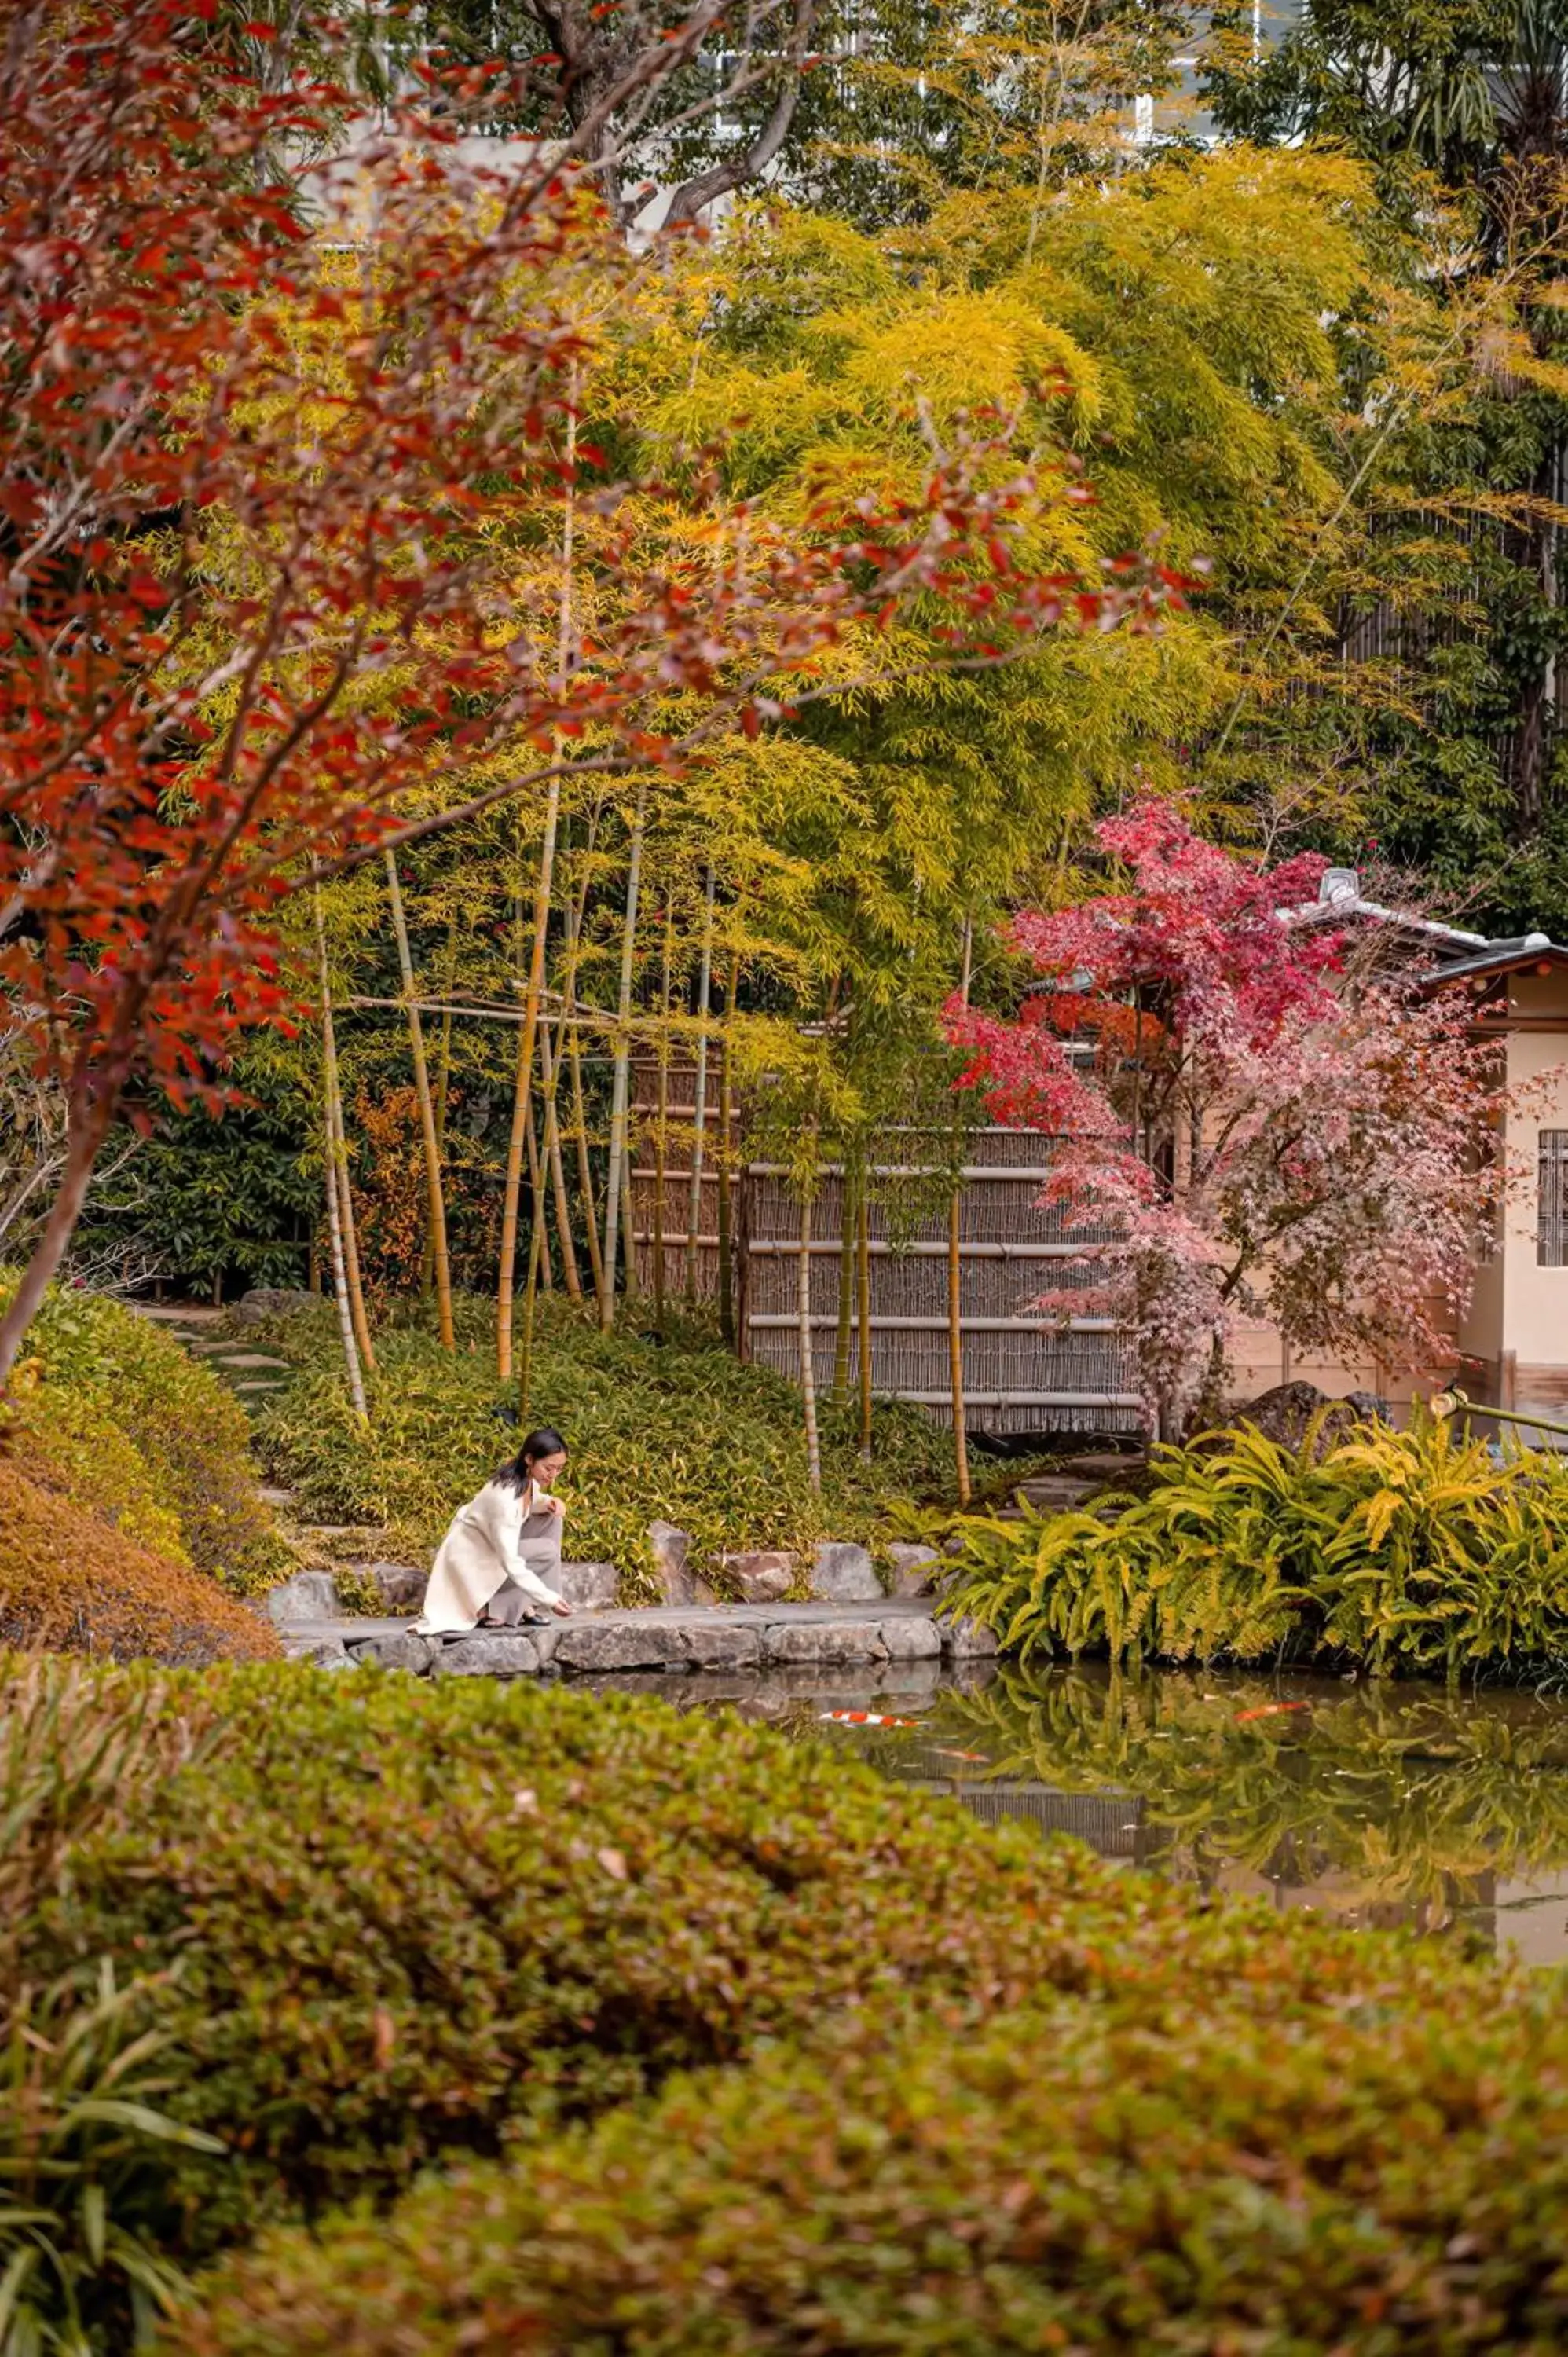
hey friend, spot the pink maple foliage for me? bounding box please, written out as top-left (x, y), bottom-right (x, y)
top-left (949, 803), bottom-right (1504, 1431)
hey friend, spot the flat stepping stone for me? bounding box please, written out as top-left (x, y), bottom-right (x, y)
top-left (234, 1379), bottom-right (287, 1392)
top-left (214, 1351), bottom-right (291, 1369)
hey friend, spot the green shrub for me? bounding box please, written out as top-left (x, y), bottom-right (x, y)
top-left (943, 1413), bottom-right (1568, 1678)
top-left (171, 1974), bottom-right (1568, 2355)
top-left (251, 1296), bottom-right (970, 1585)
top-left (3, 1283), bottom-right (288, 1596)
top-left (16, 1662), bottom-right (1478, 2262)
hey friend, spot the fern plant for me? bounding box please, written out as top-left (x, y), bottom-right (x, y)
top-left (942, 1411), bottom-right (1568, 1680)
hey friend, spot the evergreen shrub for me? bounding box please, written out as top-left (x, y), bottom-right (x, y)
top-left (2, 1281), bottom-right (288, 1596)
top-left (170, 1985), bottom-right (1568, 2356)
top-left (944, 1413), bottom-right (1568, 1677)
top-left (19, 1663), bottom-right (1479, 2261)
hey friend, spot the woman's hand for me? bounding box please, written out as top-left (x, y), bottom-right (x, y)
top-left (541, 1494), bottom-right (566, 1519)
top-left (551, 1597), bottom-right (573, 1617)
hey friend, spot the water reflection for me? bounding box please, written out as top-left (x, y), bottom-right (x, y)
top-left (585, 1659), bottom-right (1568, 1964)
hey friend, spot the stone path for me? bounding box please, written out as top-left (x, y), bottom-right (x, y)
top-left (279, 1595), bottom-right (998, 1680)
top-left (134, 1301), bottom-right (292, 1408)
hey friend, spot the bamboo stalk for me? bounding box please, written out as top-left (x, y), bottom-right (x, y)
top-left (685, 863), bottom-right (716, 1301)
top-left (540, 1017), bottom-right (582, 1303)
top-left (832, 1157), bottom-right (855, 1407)
top-left (653, 895), bottom-right (672, 1329)
top-left (526, 1102), bottom-right (553, 1294)
top-left (949, 917), bottom-right (973, 1506)
top-left (517, 1199), bottom-right (547, 1427)
top-left (385, 850), bottom-right (455, 1351)
top-left (600, 787), bottom-right (645, 1330)
top-left (314, 892), bottom-right (376, 1374)
top-left (321, 1108), bottom-right (367, 1421)
top-left (498, 399), bottom-right (577, 1376)
top-left (314, 891), bottom-right (368, 1413)
top-left (717, 946), bottom-right (739, 1351)
top-left (857, 1175), bottom-right (872, 1461)
top-left (422, 908), bottom-right (458, 1298)
top-left (798, 1175), bottom-right (821, 1494)
top-left (621, 1139), bottom-right (641, 1308)
top-left (561, 826), bottom-right (607, 1315)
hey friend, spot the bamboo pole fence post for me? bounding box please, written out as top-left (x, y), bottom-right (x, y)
top-left (717, 946), bottom-right (739, 1350)
top-left (949, 917), bottom-right (974, 1506)
top-left (314, 891), bottom-right (376, 1375)
top-left (384, 850), bottom-right (455, 1351)
top-left (601, 787), bottom-right (645, 1329)
top-left (497, 396), bottom-right (577, 1377)
top-left (685, 863), bottom-right (716, 1302)
top-left (832, 1156), bottom-right (855, 1407)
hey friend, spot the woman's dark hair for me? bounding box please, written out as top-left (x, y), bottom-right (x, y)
top-left (494, 1428), bottom-right (568, 1493)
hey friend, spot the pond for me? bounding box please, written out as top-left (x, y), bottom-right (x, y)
top-left (588, 1659), bottom-right (1568, 1965)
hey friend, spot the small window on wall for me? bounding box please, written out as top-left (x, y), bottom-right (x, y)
top-left (1540, 1131), bottom-right (1568, 1265)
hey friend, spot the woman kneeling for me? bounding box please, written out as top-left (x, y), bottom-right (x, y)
top-left (413, 1427), bottom-right (574, 1636)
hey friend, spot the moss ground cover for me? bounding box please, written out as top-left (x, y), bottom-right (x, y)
top-left (943, 1414), bottom-right (1568, 1679)
top-left (250, 1294), bottom-right (1003, 1586)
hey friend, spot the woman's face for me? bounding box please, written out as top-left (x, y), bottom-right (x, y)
top-left (529, 1450), bottom-right (566, 1490)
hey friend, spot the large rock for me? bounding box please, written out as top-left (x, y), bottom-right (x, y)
top-left (1229, 1382), bottom-right (1389, 1458)
top-left (939, 1614), bottom-right (998, 1660)
top-left (761, 1618), bottom-right (888, 1666)
top-left (877, 1614), bottom-right (942, 1662)
top-left (433, 1631), bottom-right (540, 1678)
top-left (553, 1618), bottom-right (695, 1674)
top-left (681, 1622), bottom-right (762, 1673)
top-left (352, 1630), bottom-right (433, 1675)
top-left (263, 1570), bottom-right (339, 1626)
top-left (280, 1633), bottom-right (353, 1670)
top-left (555, 1560), bottom-right (620, 1611)
top-left (233, 1287), bottom-right (319, 1326)
top-left (647, 1523), bottom-right (717, 1607)
top-left (810, 1541), bottom-right (882, 1603)
top-left (720, 1550), bottom-right (794, 1605)
top-left (885, 1542), bottom-right (941, 1598)
top-left (353, 1561), bottom-right (425, 1612)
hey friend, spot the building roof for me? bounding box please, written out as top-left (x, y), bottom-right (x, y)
top-left (1281, 867), bottom-right (1568, 986)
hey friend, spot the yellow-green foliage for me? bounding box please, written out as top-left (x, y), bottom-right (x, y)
top-left (944, 1413), bottom-right (1568, 1678)
top-left (0, 1280), bottom-right (288, 1596)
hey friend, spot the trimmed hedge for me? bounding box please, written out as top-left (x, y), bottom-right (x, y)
top-left (18, 1663), bottom-right (1488, 2263)
top-left (170, 1986), bottom-right (1568, 2355)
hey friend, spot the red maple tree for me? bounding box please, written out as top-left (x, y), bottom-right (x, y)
top-left (950, 803), bottom-right (1504, 1431)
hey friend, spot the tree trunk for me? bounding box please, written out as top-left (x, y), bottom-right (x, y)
top-left (315, 892), bottom-right (376, 1374)
top-left (857, 1174), bottom-right (873, 1461)
top-left (717, 947), bottom-right (739, 1351)
top-left (0, 1089), bottom-right (116, 1390)
top-left (685, 863), bottom-right (716, 1302)
top-left (798, 1178), bottom-right (822, 1494)
top-left (601, 790), bottom-right (645, 1330)
top-left (385, 849), bottom-right (455, 1351)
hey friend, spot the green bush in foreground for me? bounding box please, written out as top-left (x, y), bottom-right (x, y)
top-left (16, 1661), bottom-right (1487, 2268)
top-left (944, 1413), bottom-right (1568, 1677)
top-left (251, 1296), bottom-right (972, 1584)
top-left (173, 1986), bottom-right (1568, 2355)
